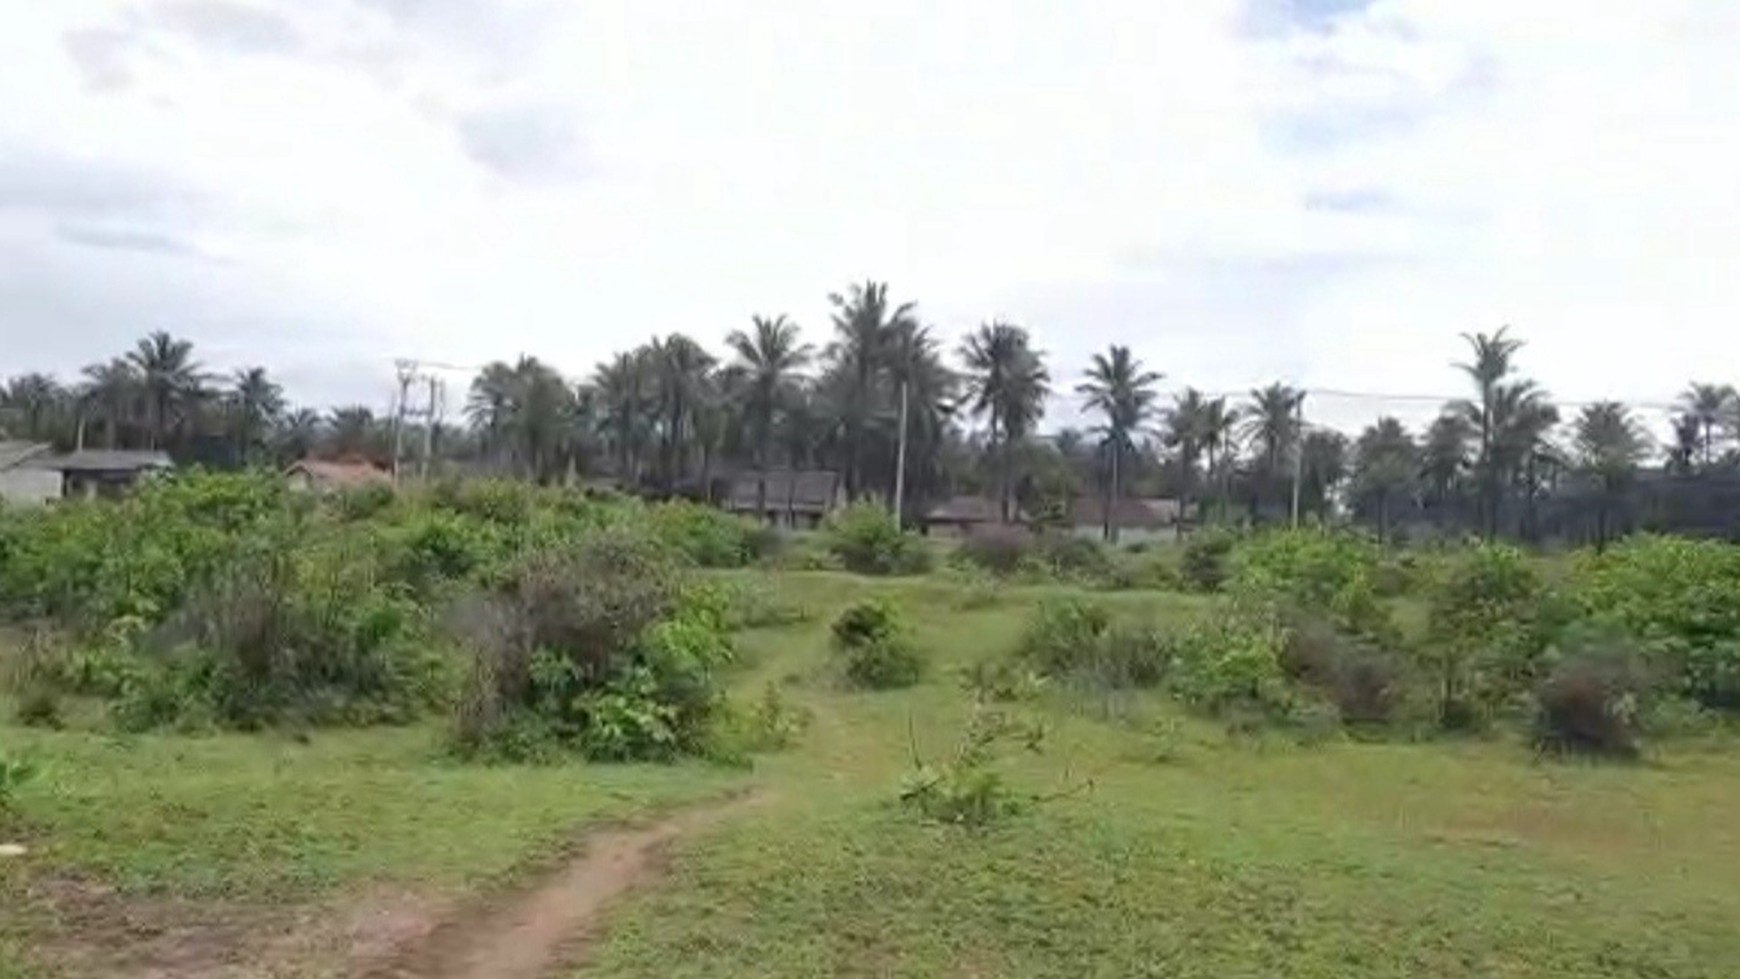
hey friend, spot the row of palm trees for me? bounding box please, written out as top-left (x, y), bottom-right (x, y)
top-left (0, 291), bottom-right (1729, 544)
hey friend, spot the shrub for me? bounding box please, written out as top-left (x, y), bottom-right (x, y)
top-left (1180, 527), bottom-right (1237, 592)
top-left (1165, 607), bottom-right (1292, 717)
top-left (332, 482), bottom-right (397, 521)
top-left (822, 503), bottom-right (931, 576)
top-left (712, 682), bottom-right (811, 758)
top-left (1422, 543), bottom-right (1553, 728)
top-left (0, 752), bottom-right (40, 814)
top-left (831, 599), bottom-right (923, 689)
top-left (1229, 527), bottom-right (1392, 641)
top-left (1533, 643), bottom-right (1650, 758)
top-left (958, 658), bottom-right (1048, 703)
top-left (451, 528), bottom-right (734, 761)
top-left (1567, 535), bottom-right (1740, 710)
top-left (145, 534), bottom-right (449, 729)
top-left (1278, 612), bottom-right (1404, 727)
top-left (899, 706), bottom-right (1046, 827)
top-left (1016, 598), bottom-right (1113, 676)
top-left (1035, 534), bottom-right (1113, 581)
top-left (648, 501), bottom-right (761, 568)
top-left (951, 526), bottom-right (1033, 576)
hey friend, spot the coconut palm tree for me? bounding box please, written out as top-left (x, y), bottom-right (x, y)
top-left (593, 349), bottom-right (656, 484)
top-left (727, 314), bottom-right (812, 513)
top-left (467, 357), bottom-right (576, 483)
top-left (274, 408), bottom-right (323, 464)
top-left (1352, 416), bottom-right (1417, 542)
top-left (0, 373), bottom-right (67, 442)
top-left (1300, 429), bottom-right (1349, 521)
top-left (1666, 411), bottom-right (1702, 476)
top-left (650, 335), bottom-right (717, 492)
top-left (1240, 382), bottom-right (1304, 519)
top-left (227, 367), bottom-right (284, 464)
top-left (1572, 401), bottom-right (1649, 550)
top-left (127, 331), bottom-right (207, 450)
top-left (327, 406), bottom-right (382, 459)
top-left (1679, 382), bottom-right (1735, 468)
top-left (78, 359), bottom-right (140, 449)
top-left (883, 320), bottom-right (958, 517)
top-left (960, 322), bottom-right (1050, 522)
top-left (823, 281), bottom-right (917, 499)
top-left (1164, 388), bottom-right (1212, 540)
top-left (1452, 327), bottom-right (1527, 538)
top-left (1076, 345), bottom-right (1161, 542)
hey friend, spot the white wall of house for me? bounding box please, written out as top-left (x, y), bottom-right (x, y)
top-left (0, 468), bottom-right (63, 506)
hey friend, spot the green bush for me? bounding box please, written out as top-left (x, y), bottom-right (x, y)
top-left (648, 501), bottom-right (762, 568)
top-left (1278, 613), bottom-right (1405, 727)
top-left (1180, 527), bottom-right (1238, 592)
top-left (1421, 543), bottom-right (1554, 728)
top-left (0, 751), bottom-right (40, 814)
top-left (1035, 534), bottom-right (1113, 580)
top-left (822, 503), bottom-right (931, 576)
top-left (1165, 607), bottom-right (1292, 717)
top-left (900, 706), bottom-right (1045, 827)
top-left (1568, 535), bottom-right (1740, 710)
top-left (831, 599), bottom-right (923, 689)
top-left (1533, 637), bottom-right (1652, 758)
top-left (951, 526), bottom-right (1033, 576)
top-left (451, 529), bottom-right (734, 762)
top-left (1229, 527), bottom-right (1392, 641)
top-left (1016, 597), bottom-right (1113, 676)
top-left (1015, 598), bottom-right (1169, 690)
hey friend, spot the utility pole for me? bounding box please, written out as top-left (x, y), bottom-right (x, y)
top-left (391, 360), bottom-right (416, 484)
top-left (1289, 393), bottom-right (1306, 528)
top-left (419, 375), bottom-right (441, 482)
top-left (892, 378), bottom-right (910, 526)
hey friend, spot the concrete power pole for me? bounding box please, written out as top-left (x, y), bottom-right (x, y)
top-left (419, 375), bottom-right (441, 482)
top-left (1289, 393), bottom-right (1306, 528)
top-left (391, 360), bottom-right (417, 484)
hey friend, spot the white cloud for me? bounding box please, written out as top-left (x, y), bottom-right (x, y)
top-left (0, 0), bottom-right (1736, 438)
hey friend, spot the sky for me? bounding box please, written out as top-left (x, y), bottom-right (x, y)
top-left (1, 0), bottom-right (1737, 436)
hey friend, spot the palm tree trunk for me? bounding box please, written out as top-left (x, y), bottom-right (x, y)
top-left (1106, 438), bottom-right (1120, 544)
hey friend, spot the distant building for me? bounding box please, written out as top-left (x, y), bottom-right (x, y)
top-left (285, 458), bottom-right (394, 494)
top-left (722, 470), bottom-right (842, 528)
top-left (1067, 497), bottom-right (1189, 543)
top-left (920, 495), bottom-right (1025, 537)
top-left (0, 441), bottom-right (59, 506)
top-left (41, 449), bottom-right (174, 500)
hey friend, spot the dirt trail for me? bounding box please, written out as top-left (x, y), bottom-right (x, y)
top-left (362, 790), bottom-right (762, 979)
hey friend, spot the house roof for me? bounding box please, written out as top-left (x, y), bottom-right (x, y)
top-left (286, 458), bottom-right (392, 488)
top-left (1069, 497), bottom-right (1186, 529)
top-left (723, 470), bottom-right (840, 512)
top-left (924, 495), bottom-right (1015, 524)
top-left (0, 441), bottom-right (51, 471)
top-left (40, 450), bottom-right (174, 473)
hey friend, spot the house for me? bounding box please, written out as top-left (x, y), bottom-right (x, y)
top-left (285, 458), bottom-right (394, 494)
top-left (722, 470), bottom-right (842, 528)
top-left (41, 449), bottom-right (174, 500)
top-left (920, 495), bottom-right (1025, 537)
top-left (0, 441), bottom-right (59, 506)
top-left (1068, 496), bottom-right (1190, 543)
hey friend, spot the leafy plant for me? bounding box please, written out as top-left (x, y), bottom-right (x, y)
top-left (831, 599), bottom-right (923, 689)
top-left (899, 706), bottom-right (1047, 827)
top-left (1180, 527), bottom-right (1238, 592)
top-left (1422, 543), bottom-right (1553, 728)
top-left (0, 752), bottom-right (39, 814)
top-left (1164, 606), bottom-right (1292, 717)
top-left (822, 503), bottom-right (932, 576)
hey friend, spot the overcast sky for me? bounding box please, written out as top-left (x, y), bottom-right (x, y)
top-left (2, 0), bottom-right (1737, 433)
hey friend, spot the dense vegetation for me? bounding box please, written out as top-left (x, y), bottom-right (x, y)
top-left (10, 305), bottom-right (1740, 549)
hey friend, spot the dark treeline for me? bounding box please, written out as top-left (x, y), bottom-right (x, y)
top-left (4, 287), bottom-right (1737, 545)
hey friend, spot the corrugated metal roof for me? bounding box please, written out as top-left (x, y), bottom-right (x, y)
top-left (39, 449), bottom-right (174, 472)
top-left (0, 441), bottom-right (52, 471)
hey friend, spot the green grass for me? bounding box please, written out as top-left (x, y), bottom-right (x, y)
top-left (7, 570), bottom-right (1740, 977)
top-left (584, 574), bottom-right (1740, 978)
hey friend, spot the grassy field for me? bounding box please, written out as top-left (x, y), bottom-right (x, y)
top-left (6, 570), bottom-right (1740, 977)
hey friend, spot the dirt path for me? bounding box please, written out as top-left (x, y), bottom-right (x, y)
top-left (362, 790), bottom-right (762, 979)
